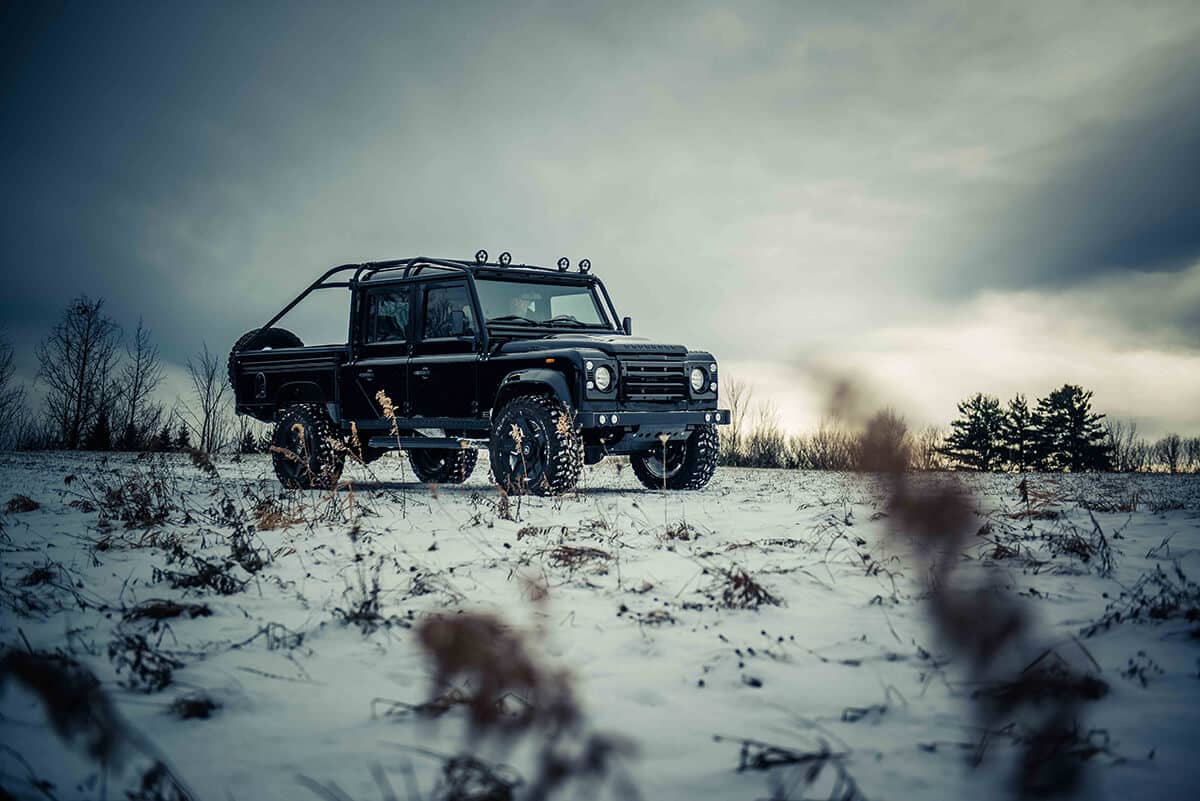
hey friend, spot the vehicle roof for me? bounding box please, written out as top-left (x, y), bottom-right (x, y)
top-left (356, 256), bottom-right (596, 283)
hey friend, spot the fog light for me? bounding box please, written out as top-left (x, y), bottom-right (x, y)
top-left (599, 415), bottom-right (607, 424)
top-left (610, 414), bottom-right (618, 424)
top-left (705, 413), bottom-right (712, 422)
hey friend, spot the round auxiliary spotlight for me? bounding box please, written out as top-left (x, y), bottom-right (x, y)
top-left (579, 258), bottom-right (591, 274)
top-left (557, 257), bottom-right (570, 272)
top-left (498, 251), bottom-right (512, 266)
top-left (475, 249), bottom-right (488, 265)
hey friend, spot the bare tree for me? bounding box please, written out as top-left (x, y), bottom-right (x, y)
top-left (181, 342), bottom-right (230, 454)
top-left (911, 425), bottom-right (946, 471)
top-left (808, 420), bottom-right (855, 470)
top-left (1185, 437), bottom-right (1200, 474)
top-left (743, 399), bottom-right (788, 468)
top-left (0, 334), bottom-right (27, 450)
top-left (718, 376), bottom-right (753, 465)
top-left (115, 319), bottom-right (165, 449)
top-left (1104, 419), bottom-right (1147, 473)
top-left (35, 296), bottom-right (122, 449)
top-left (1152, 433), bottom-right (1183, 474)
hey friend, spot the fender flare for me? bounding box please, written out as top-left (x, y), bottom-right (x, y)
top-left (493, 368), bottom-right (573, 411)
top-left (275, 381), bottom-right (327, 410)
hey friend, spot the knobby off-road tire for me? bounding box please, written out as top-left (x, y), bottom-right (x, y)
top-left (489, 395), bottom-right (583, 496)
top-left (631, 424), bottom-right (719, 491)
top-left (408, 448), bottom-right (478, 484)
top-left (227, 327), bottom-right (303, 388)
top-left (271, 403), bottom-right (345, 490)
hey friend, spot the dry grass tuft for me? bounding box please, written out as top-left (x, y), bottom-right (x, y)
top-left (548, 545), bottom-right (611, 572)
top-left (716, 734), bottom-right (865, 801)
top-left (416, 612), bottom-right (639, 799)
top-left (108, 631), bottom-right (184, 693)
top-left (713, 567), bottom-right (781, 610)
top-left (123, 599), bottom-right (212, 624)
top-left (169, 691), bottom-right (220, 720)
top-left (5, 494), bottom-right (39, 513)
top-left (1082, 561), bottom-right (1200, 637)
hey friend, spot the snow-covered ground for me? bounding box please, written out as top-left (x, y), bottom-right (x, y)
top-left (2, 451), bottom-right (1199, 800)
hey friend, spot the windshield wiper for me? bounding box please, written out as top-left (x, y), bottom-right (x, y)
top-left (488, 315), bottom-right (540, 325)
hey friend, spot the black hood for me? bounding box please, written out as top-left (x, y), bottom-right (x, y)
top-left (496, 333), bottom-right (688, 357)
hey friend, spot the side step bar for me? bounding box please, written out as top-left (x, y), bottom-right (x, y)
top-left (367, 436), bottom-right (483, 451)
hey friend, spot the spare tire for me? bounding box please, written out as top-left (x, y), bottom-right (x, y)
top-left (227, 327), bottom-right (303, 388)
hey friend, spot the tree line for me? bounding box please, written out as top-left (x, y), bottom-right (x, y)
top-left (0, 295), bottom-right (269, 454)
top-left (2, 298), bottom-right (1196, 471)
top-left (719, 379), bottom-right (1200, 473)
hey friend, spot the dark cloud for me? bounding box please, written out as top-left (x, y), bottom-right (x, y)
top-left (939, 44), bottom-right (1200, 292)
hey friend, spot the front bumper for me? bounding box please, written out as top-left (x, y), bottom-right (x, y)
top-left (575, 409), bottom-right (730, 428)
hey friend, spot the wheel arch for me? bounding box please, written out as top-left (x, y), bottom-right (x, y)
top-left (274, 381), bottom-right (330, 414)
top-left (492, 368), bottom-right (573, 413)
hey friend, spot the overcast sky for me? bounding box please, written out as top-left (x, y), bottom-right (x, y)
top-left (2, 0), bottom-right (1198, 436)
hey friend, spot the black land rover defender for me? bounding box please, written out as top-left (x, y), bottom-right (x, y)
top-left (229, 252), bottom-right (729, 494)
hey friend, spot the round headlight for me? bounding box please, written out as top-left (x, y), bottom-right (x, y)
top-left (594, 365), bottom-right (613, 391)
top-left (690, 367), bottom-right (706, 392)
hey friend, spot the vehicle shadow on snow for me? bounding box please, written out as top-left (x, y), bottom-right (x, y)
top-left (336, 479), bottom-right (641, 496)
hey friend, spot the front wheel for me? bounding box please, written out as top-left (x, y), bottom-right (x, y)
top-left (631, 425), bottom-right (719, 490)
top-left (408, 448), bottom-right (478, 484)
top-left (489, 395), bottom-right (582, 496)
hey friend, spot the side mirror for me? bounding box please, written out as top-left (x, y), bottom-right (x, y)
top-left (622, 316), bottom-right (633, 336)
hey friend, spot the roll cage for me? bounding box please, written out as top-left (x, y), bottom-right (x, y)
top-left (255, 256), bottom-right (624, 353)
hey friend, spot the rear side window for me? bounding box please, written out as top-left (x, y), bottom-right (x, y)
top-left (364, 287), bottom-right (411, 344)
top-left (423, 283), bottom-right (476, 339)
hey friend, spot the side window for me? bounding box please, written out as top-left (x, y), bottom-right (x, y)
top-left (423, 283), bottom-right (475, 339)
top-left (365, 287), bottom-right (411, 344)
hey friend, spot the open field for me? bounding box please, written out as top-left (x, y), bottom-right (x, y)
top-left (2, 451), bottom-right (1199, 800)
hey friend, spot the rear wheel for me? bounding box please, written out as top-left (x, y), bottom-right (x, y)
top-left (489, 395), bottom-right (582, 496)
top-left (408, 448), bottom-right (478, 484)
top-left (631, 424), bottom-right (719, 490)
top-left (271, 404), bottom-right (345, 489)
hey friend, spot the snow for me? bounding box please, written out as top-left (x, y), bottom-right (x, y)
top-left (2, 451), bottom-right (1199, 800)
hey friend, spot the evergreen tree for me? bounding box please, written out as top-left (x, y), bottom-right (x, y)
top-left (174, 424), bottom-right (192, 451)
top-left (1034, 384), bottom-right (1112, 471)
top-left (154, 424), bottom-right (173, 452)
top-left (238, 428), bottom-right (258, 454)
top-left (118, 420), bottom-right (139, 451)
top-left (84, 414), bottom-right (113, 451)
top-left (940, 393), bottom-right (1006, 471)
top-left (1001, 394), bottom-right (1040, 472)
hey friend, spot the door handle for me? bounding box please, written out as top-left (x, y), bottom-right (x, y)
top-left (413, 367), bottom-right (432, 379)
top-left (360, 369), bottom-right (375, 381)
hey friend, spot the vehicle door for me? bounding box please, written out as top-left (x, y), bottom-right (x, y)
top-left (409, 280), bottom-right (478, 419)
top-left (341, 282), bottom-right (412, 423)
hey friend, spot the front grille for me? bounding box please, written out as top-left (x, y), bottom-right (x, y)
top-left (621, 359), bottom-right (687, 402)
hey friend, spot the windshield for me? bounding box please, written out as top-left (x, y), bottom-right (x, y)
top-left (474, 277), bottom-right (611, 328)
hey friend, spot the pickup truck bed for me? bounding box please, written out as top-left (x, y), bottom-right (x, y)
top-left (235, 345), bottom-right (347, 423)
